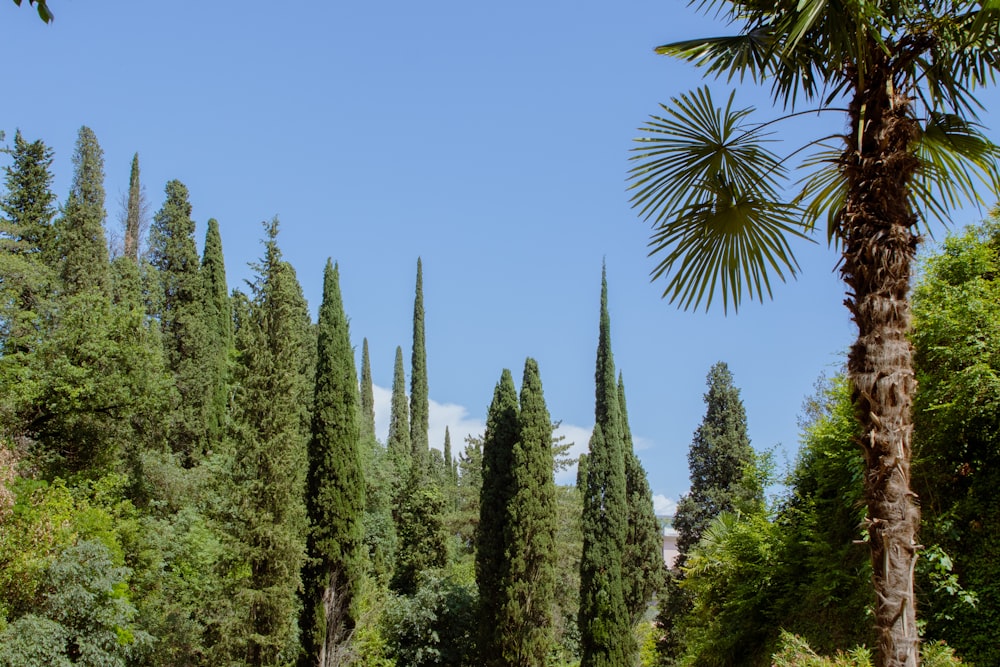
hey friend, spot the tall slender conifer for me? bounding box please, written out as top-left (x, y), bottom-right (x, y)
top-left (124, 153), bottom-right (142, 262)
top-left (300, 260), bottom-right (365, 667)
top-left (579, 266), bottom-right (632, 666)
top-left (200, 218), bottom-right (231, 449)
top-left (360, 338), bottom-right (376, 441)
top-left (387, 346), bottom-right (411, 481)
top-left (476, 369), bottom-right (519, 667)
top-left (410, 258), bottom-right (429, 469)
top-left (57, 126), bottom-right (109, 295)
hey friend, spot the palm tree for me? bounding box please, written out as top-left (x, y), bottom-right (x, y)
top-left (628, 2), bottom-right (1000, 666)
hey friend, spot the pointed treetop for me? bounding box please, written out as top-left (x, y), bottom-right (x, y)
top-left (360, 337), bottom-right (376, 440)
top-left (410, 256), bottom-right (429, 464)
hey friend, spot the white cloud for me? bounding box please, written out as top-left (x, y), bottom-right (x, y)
top-left (553, 422), bottom-right (592, 486)
top-left (653, 494), bottom-right (677, 518)
top-left (371, 385), bottom-right (486, 457)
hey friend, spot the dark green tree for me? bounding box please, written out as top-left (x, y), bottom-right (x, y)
top-left (387, 346), bottom-right (411, 482)
top-left (221, 218), bottom-right (311, 666)
top-left (123, 153), bottom-right (142, 262)
top-left (627, 2), bottom-right (1000, 662)
top-left (199, 218), bottom-right (231, 448)
top-left (578, 267), bottom-right (632, 667)
top-left (11, 0), bottom-right (52, 22)
top-left (300, 260), bottom-right (365, 667)
top-left (476, 369), bottom-right (519, 667)
top-left (501, 357), bottom-right (557, 666)
top-left (410, 258), bottom-right (429, 470)
top-left (391, 470), bottom-right (447, 595)
top-left (359, 337), bottom-right (376, 441)
top-left (619, 374), bottom-right (666, 625)
top-left (148, 179), bottom-right (210, 464)
top-left (56, 126), bottom-right (109, 295)
top-left (674, 362), bottom-right (760, 560)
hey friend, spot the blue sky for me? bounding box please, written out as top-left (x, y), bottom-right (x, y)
top-left (5, 1), bottom-right (999, 514)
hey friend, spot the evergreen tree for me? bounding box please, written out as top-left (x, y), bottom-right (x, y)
top-left (56, 126), bottom-right (109, 295)
top-left (300, 260), bottom-right (365, 667)
top-left (221, 218), bottom-right (311, 666)
top-left (391, 469), bottom-right (448, 594)
top-left (387, 346), bottom-right (411, 481)
top-left (0, 130), bottom-right (56, 257)
top-left (123, 153), bottom-right (142, 262)
top-left (502, 357), bottom-right (557, 666)
top-left (410, 258), bottom-right (429, 469)
top-left (476, 369), bottom-right (519, 667)
top-left (359, 337), bottom-right (376, 441)
top-left (620, 374), bottom-right (666, 625)
top-left (0, 131), bottom-right (57, 356)
top-left (442, 426), bottom-right (456, 487)
top-left (148, 179), bottom-right (210, 464)
top-left (200, 218), bottom-right (231, 448)
top-left (674, 361), bottom-right (759, 560)
top-left (579, 267), bottom-right (632, 667)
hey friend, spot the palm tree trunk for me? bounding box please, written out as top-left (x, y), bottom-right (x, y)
top-left (841, 66), bottom-right (922, 667)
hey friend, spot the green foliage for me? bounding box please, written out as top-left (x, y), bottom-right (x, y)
top-left (579, 267), bottom-right (632, 667)
top-left (56, 126), bottom-right (109, 296)
top-left (387, 345), bottom-right (411, 483)
top-left (476, 368), bottom-right (519, 665)
top-left (1, 130), bottom-right (56, 260)
top-left (300, 260), bottom-right (365, 664)
top-left (199, 218), bottom-right (232, 449)
top-left (360, 337), bottom-right (376, 440)
top-left (770, 632), bottom-right (964, 667)
top-left (392, 471), bottom-right (447, 595)
top-left (410, 257), bottom-right (429, 468)
top-left (382, 570), bottom-right (478, 667)
top-left (911, 213), bottom-right (1000, 664)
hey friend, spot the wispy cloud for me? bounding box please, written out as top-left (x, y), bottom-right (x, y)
top-left (653, 494), bottom-right (677, 518)
top-left (372, 385), bottom-right (486, 456)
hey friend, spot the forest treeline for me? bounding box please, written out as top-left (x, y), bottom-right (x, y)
top-left (1, 126), bottom-right (998, 667)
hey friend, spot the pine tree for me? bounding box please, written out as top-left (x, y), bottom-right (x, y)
top-left (222, 218), bottom-right (312, 666)
top-left (579, 267), bottom-right (632, 667)
top-left (0, 131), bottom-right (57, 356)
top-left (410, 258), bottom-right (429, 470)
top-left (442, 426), bottom-right (455, 487)
top-left (200, 218), bottom-right (231, 448)
top-left (0, 130), bottom-right (56, 257)
top-left (674, 361), bottom-right (759, 560)
top-left (300, 260), bottom-right (365, 667)
top-left (148, 180), bottom-right (211, 464)
top-left (476, 369), bottom-right (519, 667)
top-left (360, 337), bottom-right (376, 441)
top-left (387, 346), bottom-right (411, 481)
top-left (619, 374), bottom-right (666, 625)
top-left (501, 357), bottom-right (557, 666)
top-left (56, 126), bottom-right (109, 295)
top-left (124, 153), bottom-right (142, 262)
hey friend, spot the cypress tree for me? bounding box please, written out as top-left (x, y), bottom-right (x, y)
top-left (200, 218), bottom-right (232, 448)
top-left (300, 260), bottom-right (365, 667)
top-left (56, 126), bottom-right (109, 295)
top-left (579, 266), bottom-right (632, 667)
top-left (476, 369), bottom-right (520, 666)
top-left (442, 426), bottom-right (455, 486)
top-left (502, 357), bottom-right (557, 666)
top-left (387, 345), bottom-right (411, 480)
top-left (619, 373), bottom-right (666, 625)
top-left (148, 180), bottom-right (210, 464)
top-left (124, 153), bottom-right (142, 262)
top-left (223, 218), bottom-right (311, 666)
top-left (410, 257), bottom-right (429, 469)
top-left (360, 337), bottom-right (376, 441)
top-left (673, 361), bottom-right (759, 560)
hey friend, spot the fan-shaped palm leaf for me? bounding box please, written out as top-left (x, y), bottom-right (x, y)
top-left (628, 87), bottom-right (811, 312)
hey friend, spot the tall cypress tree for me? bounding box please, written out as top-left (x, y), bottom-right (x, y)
top-left (579, 266), bottom-right (632, 667)
top-left (360, 337), bottom-right (376, 441)
top-left (619, 374), bottom-right (666, 625)
top-left (673, 361), bottom-right (759, 560)
top-left (57, 126), bottom-right (109, 295)
top-left (200, 218), bottom-right (231, 448)
top-left (387, 345), bottom-right (411, 481)
top-left (148, 180), bottom-right (210, 464)
top-left (300, 260), bottom-right (365, 667)
top-left (410, 258), bottom-right (429, 470)
top-left (442, 426), bottom-right (456, 487)
top-left (476, 369), bottom-right (519, 667)
top-left (502, 357), bottom-right (557, 666)
top-left (124, 153), bottom-right (142, 262)
top-left (223, 218), bottom-right (311, 666)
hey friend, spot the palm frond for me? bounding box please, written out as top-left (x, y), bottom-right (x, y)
top-left (655, 27), bottom-right (776, 83)
top-left (796, 144), bottom-right (849, 244)
top-left (910, 112), bottom-right (1000, 225)
top-left (629, 88), bottom-right (812, 313)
